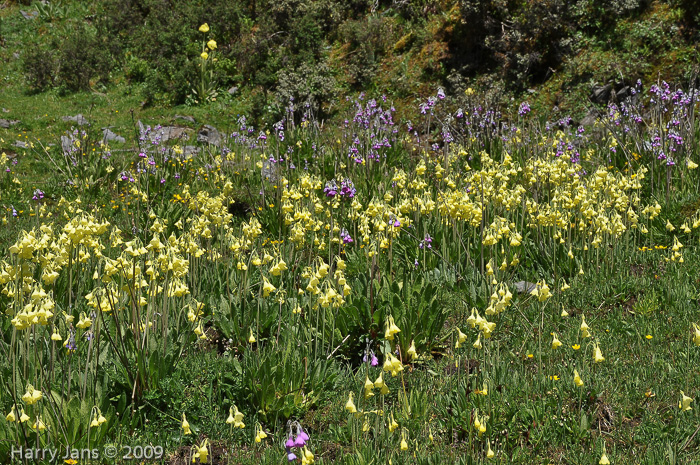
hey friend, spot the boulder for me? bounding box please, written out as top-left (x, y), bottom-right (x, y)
top-left (197, 125), bottom-right (221, 146)
top-left (62, 114), bottom-right (89, 126)
top-left (589, 84), bottom-right (612, 104)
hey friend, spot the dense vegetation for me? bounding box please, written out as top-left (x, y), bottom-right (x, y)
top-left (2, 1), bottom-right (700, 464)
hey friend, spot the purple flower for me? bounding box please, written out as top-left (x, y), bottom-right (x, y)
top-left (287, 450), bottom-right (297, 461)
top-left (371, 353), bottom-right (379, 367)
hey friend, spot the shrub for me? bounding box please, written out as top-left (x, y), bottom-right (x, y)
top-left (56, 28), bottom-right (112, 92)
top-left (23, 48), bottom-right (57, 92)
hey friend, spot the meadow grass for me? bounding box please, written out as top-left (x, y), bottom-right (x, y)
top-left (2, 18), bottom-right (700, 465)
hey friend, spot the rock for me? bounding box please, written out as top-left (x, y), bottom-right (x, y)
top-left (62, 114), bottom-right (89, 126)
top-left (513, 281), bottom-right (537, 294)
top-left (0, 119), bottom-right (20, 128)
top-left (61, 135), bottom-right (74, 154)
top-left (590, 84), bottom-right (612, 104)
top-left (20, 10), bottom-right (39, 20)
top-left (158, 126), bottom-right (192, 142)
top-left (261, 160), bottom-right (279, 182)
top-left (13, 141), bottom-right (28, 149)
top-left (227, 86), bottom-right (238, 95)
top-left (183, 146), bottom-right (200, 156)
top-left (175, 115), bottom-right (196, 123)
top-left (102, 128), bottom-right (125, 143)
top-left (579, 109), bottom-right (599, 127)
top-left (197, 124), bottom-right (221, 146)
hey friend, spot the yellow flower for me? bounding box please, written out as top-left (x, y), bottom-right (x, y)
top-left (227, 405), bottom-right (245, 428)
top-left (572, 344), bottom-right (581, 350)
top-left (473, 333), bottom-right (482, 350)
top-left (384, 315), bottom-right (401, 340)
top-left (182, 413), bottom-right (191, 435)
top-left (574, 370), bottom-right (584, 387)
top-left (593, 344), bottom-right (605, 363)
top-left (679, 391), bottom-right (693, 411)
top-left (22, 384), bottom-right (42, 405)
top-left (693, 323), bottom-right (700, 346)
top-left (6, 408), bottom-right (16, 422)
top-left (19, 409), bottom-right (30, 423)
top-left (551, 333), bottom-right (562, 350)
top-left (248, 328), bottom-right (256, 344)
top-left (345, 392), bottom-right (357, 413)
top-left (400, 431), bottom-right (408, 451)
top-left (207, 40), bottom-right (217, 50)
top-left (599, 452), bottom-right (610, 465)
top-left (580, 315), bottom-right (591, 338)
top-left (199, 23), bottom-right (210, 33)
top-left (486, 439), bottom-right (494, 459)
top-left (201, 52), bottom-right (209, 60)
top-left (407, 340), bottom-right (418, 361)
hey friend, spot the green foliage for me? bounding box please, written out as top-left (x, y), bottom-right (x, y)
top-left (22, 48), bottom-right (57, 92)
top-left (55, 27), bottom-right (112, 92)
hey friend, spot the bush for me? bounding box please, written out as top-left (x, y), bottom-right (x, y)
top-left (23, 48), bottom-right (57, 92)
top-left (56, 28), bottom-right (112, 92)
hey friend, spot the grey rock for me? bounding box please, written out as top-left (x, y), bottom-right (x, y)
top-left (61, 135), bottom-right (74, 154)
top-left (197, 124), bottom-right (221, 146)
top-left (158, 126), bottom-right (192, 142)
top-left (227, 86), bottom-right (238, 95)
top-left (13, 52), bottom-right (20, 60)
top-left (590, 84), bottom-right (612, 104)
top-left (175, 115), bottom-right (196, 123)
top-left (579, 109), bottom-right (598, 127)
top-left (62, 114), bottom-right (89, 126)
top-left (0, 119), bottom-right (20, 128)
top-left (261, 160), bottom-right (279, 182)
top-left (615, 86), bottom-right (631, 101)
top-left (183, 145), bottom-right (200, 156)
top-left (20, 10), bottom-right (39, 20)
top-left (13, 140), bottom-right (28, 148)
top-left (102, 128), bottom-right (125, 143)
top-left (513, 281), bottom-right (537, 294)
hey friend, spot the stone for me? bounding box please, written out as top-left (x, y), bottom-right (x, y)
top-left (183, 146), bottom-right (200, 156)
top-left (197, 125), bottom-right (221, 146)
top-left (228, 86), bottom-right (238, 95)
top-left (590, 84), bottom-right (612, 104)
top-left (513, 281), bottom-right (537, 294)
top-left (102, 128), bottom-right (126, 143)
top-left (62, 114), bottom-right (89, 126)
top-left (261, 160), bottom-right (279, 182)
top-left (175, 115), bottom-right (196, 123)
top-left (61, 135), bottom-right (74, 154)
top-left (0, 119), bottom-right (20, 128)
top-left (13, 141), bottom-right (28, 149)
top-left (579, 109), bottom-right (599, 127)
top-left (20, 10), bottom-right (39, 20)
top-left (158, 126), bottom-right (192, 142)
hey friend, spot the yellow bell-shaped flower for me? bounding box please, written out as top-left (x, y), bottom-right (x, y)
top-left (593, 344), bottom-right (605, 363)
top-left (692, 323), bottom-right (700, 346)
top-left (345, 392), bottom-right (357, 413)
top-left (574, 370), bottom-right (584, 388)
top-left (486, 439), bottom-right (495, 459)
top-left (551, 333), bottom-right (562, 350)
top-left (182, 413), bottom-right (191, 435)
top-left (384, 315), bottom-right (401, 340)
top-left (679, 391), bottom-right (693, 411)
top-left (407, 340), bottom-right (418, 361)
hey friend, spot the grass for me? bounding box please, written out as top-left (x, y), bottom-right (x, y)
top-left (2, 2), bottom-right (700, 465)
